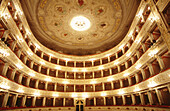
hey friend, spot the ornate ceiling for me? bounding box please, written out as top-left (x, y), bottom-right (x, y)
top-left (20, 0), bottom-right (140, 55)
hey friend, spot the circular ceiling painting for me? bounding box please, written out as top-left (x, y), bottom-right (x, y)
top-left (21, 0), bottom-right (140, 55)
top-left (37, 0), bottom-right (122, 49)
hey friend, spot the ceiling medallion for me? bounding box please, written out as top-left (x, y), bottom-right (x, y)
top-left (70, 16), bottom-right (91, 31)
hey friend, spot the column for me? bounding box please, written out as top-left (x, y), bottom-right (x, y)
top-left (74, 61), bottom-right (76, 67)
top-left (18, 73), bottom-right (23, 84)
top-left (11, 41), bottom-right (17, 51)
top-left (140, 69), bottom-right (146, 80)
top-left (26, 77), bottom-right (31, 86)
top-left (2, 63), bottom-right (9, 76)
top-left (45, 82), bottom-right (48, 90)
top-left (155, 89), bottom-right (164, 105)
top-left (53, 97), bottom-right (56, 106)
top-left (131, 35), bottom-right (135, 41)
top-left (92, 60), bottom-right (94, 66)
top-left (141, 43), bottom-right (146, 52)
top-left (125, 62), bottom-right (129, 69)
top-left (103, 97), bottom-right (106, 105)
top-left (21, 95), bottom-right (27, 107)
top-left (2, 30), bottom-right (9, 40)
top-left (156, 55), bottom-right (165, 71)
top-left (56, 70), bottom-right (58, 77)
top-left (18, 23), bottom-right (23, 30)
top-left (102, 83), bottom-right (105, 91)
top-left (33, 46), bottom-right (37, 54)
top-left (23, 33), bottom-right (27, 39)
top-left (57, 59), bottom-right (59, 65)
top-left (32, 96), bottom-right (36, 106)
top-left (113, 96), bottom-right (116, 105)
top-left (131, 94), bottom-right (136, 105)
top-left (84, 98), bottom-right (86, 106)
top-left (2, 93), bottom-right (9, 107)
top-left (141, 15), bottom-right (145, 23)
top-left (11, 94), bottom-right (18, 107)
top-left (136, 50), bottom-right (141, 59)
top-left (94, 97), bottom-right (96, 106)
top-left (108, 56), bottom-right (110, 62)
top-left (54, 83), bottom-right (57, 91)
top-left (92, 72), bottom-right (94, 78)
top-left (30, 61), bottom-right (34, 69)
top-left (148, 63), bottom-right (155, 76)
top-left (10, 69), bottom-right (16, 80)
top-left (139, 93), bottom-right (145, 105)
top-left (101, 70), bottom-right (103, 77)
top-left (65, 71), bottom-right (67, 79)
top-left (49, 55), bottom-right (51, 62)
top-left (147, 91), bottom-right (153, 105)
top-left (120, 79), bottom-right (123, 88)
top-left (63, 98), bottom-right (65, 106)
top-left (111, 81), bottom-right (114, 89)
top-left (40, 52), bottom-right (44, 58)
top-left (83, 61), bottom-right (85, 67)
top-left (35, 80), bottom-right (39, 89)
top-left (27, 41), bottom-right (32, 47)
top-left (42, 97), bottom-right (46, 106)
top-left (168, 84), bottom-right (170, 93)
top-left (135, 73), bottom-right (139, 83)
top-left (47, 68), bottom-right (50, 75)
top-left (100, 59), bottom-right (102, 65)
top-left (136, 26), bottom-right (140, 33)
top-left (116, 53), bottom-right (118, 58)
top-left (128, 77), bottom-right (132, 86)
top-left (122, 48), bottom-right (125, 54)
top-left (131, 57), bottom-right (135, 64)
top-left (38, 65), bottom-right (41, 72)
top-left (117, 65), bottom-right (121, 72)
top-left (109, 68), bottom-right (112, 75)
top-left (23, 56), bottom-right (28, 64)
top-left (148, 32), bottom-right (154, 42)
top-left (127, 42), bottom-right (131, 48)
top-left (64, 84), bottom-right (66, 92)
top-left (93, 84), bottom-right (95, 92)
top-left (122, 95), bottom-right (126, 105)
top-left (16, 49), bottom-right (22, 58)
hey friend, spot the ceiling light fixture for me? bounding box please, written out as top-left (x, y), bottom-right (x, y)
top-left (45, 78), bottom-right (51, 82)
top-left (17, 89), bottom-right (24, 93)
top-left (82, 93), bottom-right (88, 98)
top-left (123, 73), bottom-right (130, 77)
top-left (53, 93), bottom-right (59, 97)
top-left (90, 81), bottom-right (97, 84)
top-left (98, 66), bottom-right (104, 70)
top-left (101, 92), bottom-right (107, 96)
top-left (63, 81), bottom-right (69, 84)
top-left (16, 64), bottom-right (23, 69)
top-left (135, 64), bottom-right (142, 69)
top-left (34, 92), bottom-right (40, 96)
top-left (29, 73), bottom-right (35, 77)
top-left (107, 78), bottom-right (114, 81)
top-left (70, 16), bottom-right (91, 31)
top-left (72, 93), bottom-right (77, 98)
top-left (118, 90), bottom-right (125, 95)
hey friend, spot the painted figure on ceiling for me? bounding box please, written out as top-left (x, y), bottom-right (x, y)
top-left (78, 0), bottom-right (84, 7)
